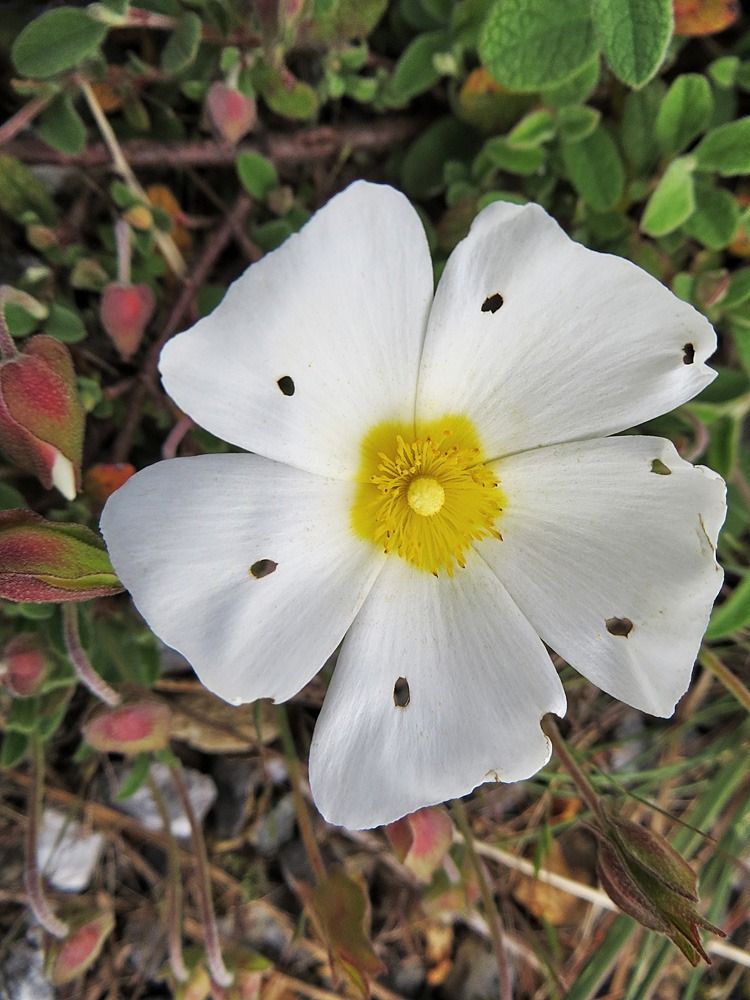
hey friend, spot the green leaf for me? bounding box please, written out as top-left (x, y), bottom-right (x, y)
top-left (706, 573), bottom-right (750, 639)
top-left (44, 302), bottom-right (87, 344)
top-left (542, 56), bottom-right (599, 107)
top-left (482, 136), bottom-right (546, 174)
top-left (722, 269), bottom-right (750, 310)
top-left (450, 0), bottom-right (494, 48)
top-left (695, 118), bottom-right (750, 176)
top-left (252, 218), bottom-right (293, 252)
top-left (480, 0), bottom-right (597, 93)
top-left (236, 152), bottom-right (278, 200)
top-left (402, 117), bottom-right (480, 199)
top-left (557, 104), bottom-right (600, 142)
top-left (388, 30), bottom-right (450, 104)
top-left (641, 156), bottom-right (696, 236)
top-left (706, 414), bottom-right (739, 480)
top-left (561, 125), bottom-right (624, 211)
top-left (12, 8), bottom-right (108, 79)
top-left (709, 56), bottom-right (739, 89)
top-left (160, 11), bottom-right (202, 76)
top-left (683, 182), bottom-right (739, 249)
top-left (115, 753), bottom-right (152, 800)
top-left (5, 302), bottom-right (41, 339)
top-left (262, 72), bottom-right (318, 120)
top-left (507, 109), bottom-right (556, 148)
top-left (656, 74), bottom-right (713, 156)
top-left (619, 81), bottom-right (664, 174)
top-left (37, 92), bottom-right (87, 156)
top-left (593, 0), bottom-right (673, 88)
top-left (0, 154), bottom-right (57, 225)
top-left (0, 731), bottom-right (29, 768)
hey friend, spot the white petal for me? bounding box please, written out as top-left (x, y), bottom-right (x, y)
top-left (309, 553), bottom-right (566, 829)
top-left (417, 201), bottom-right (717, 457)
top-left (160, 182), bottom-right (433, 478)
top-left (478, 436), bottom-right (725, 717)
top-left (51, 451), bottom-right (76, 501)
top-left (100, 454), bottom-right (385, 704)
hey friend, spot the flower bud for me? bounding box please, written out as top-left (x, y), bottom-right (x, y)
top-left (385, 806), bottom-right (454, 882)
top-left (0, 335), bottom-right (84, 500)
top-left (0, 633), bottom-right (50, 696)
top-left (83, 462), bottom-right (136, 508)
top-left (590, 807), bottom-right (725, 965)
top-left (45, 908), bottom-right (114, 985)
top-left (0, 510), bottom-right (123, 602)
top-left (100, 283), bottom-right (155, 361)
top-left (207, 83), bottom-right (256, 144)
top-left (83, 701), bottom-right (172, 754)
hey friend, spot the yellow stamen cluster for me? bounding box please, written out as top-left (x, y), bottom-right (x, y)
top-left (352, 417), bottom-right (504, 576)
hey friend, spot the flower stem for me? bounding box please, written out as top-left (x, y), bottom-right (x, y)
top-left (699, 648), bottom-right (750, 714)
top-left (168, 762), bottom-right (233, 988)
top-left (451, 798), bottom-right (512, 1000)
top-left (115, 219), bottom-right (132, 287)
top-left (147, 773), bottom-right (188, 983)
top-left (62, 604), bottom-right (120, 707)
top-left (275, 705), bottom-right (325, 883)
top-left (541, 714), bottom-right (603, 820)
top-left (24, 733), bottom-right (68, 939)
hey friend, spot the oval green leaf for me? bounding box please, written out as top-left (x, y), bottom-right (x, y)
top-left (656, 74), bottom-right (713, 156)
top-left (13, 8), bottom-right (107, 79)
top-left (594, 0), bottom-right (673, 88)
top-left (641, 156), bottom-right (696, 236)
top-left (480, 0), bottom-right (597, 93)
top-left (160, 11), bottom-right (202, 76)
top-left (561, 125), bottom-right (624, 210)
top-left (695, 117), bottom-right (750, 176)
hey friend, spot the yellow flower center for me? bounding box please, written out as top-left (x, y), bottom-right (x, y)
top-left (351, 415), bottom-right (504, 576)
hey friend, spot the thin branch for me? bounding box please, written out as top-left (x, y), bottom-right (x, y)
top-left (147, 773), bottom-right (188, 983)
top-left (0, 94), bottom-right (53, 147)
top-left (451, 799), bottom-right (513, 1000)
top-left (78, 79), bottom-right (186, 279)
top-left (2, 118), bottom-right (424, 169)
top-left (276, 705), bottom-right (325, 884)
top-left (111, 195), bottom-right (250, 463)
top-left (699, 648), bottom-right (750, 714)
top-left (169, 762), bottom-right (233, 988)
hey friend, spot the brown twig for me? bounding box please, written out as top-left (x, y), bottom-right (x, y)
top-left (111, 194), bottom-right (251, 463)
top-left (2, 118), bottom-right (424, 169)
top-left (0, 94), bottom-right (53, 147)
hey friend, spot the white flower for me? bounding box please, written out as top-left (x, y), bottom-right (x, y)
top-left (101, 182), bottom-right (726, 830)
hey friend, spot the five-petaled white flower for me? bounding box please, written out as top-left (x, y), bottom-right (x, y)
top-left (101, 182), bottom-right (726, 830)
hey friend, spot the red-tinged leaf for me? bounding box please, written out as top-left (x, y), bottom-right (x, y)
top-left (207, 83), bottom-right (256, 144)
top-left (83, 702), bottom-right (171, 754)
top-left (673, 0), bottom-right (740, 35)
top-left (84, 463), bottom-right (136, 506)
top-left (386, 806), bottom-right (454, 883)
top-left (0, 510), bottom-right (123, 601)
top-left (0, 633), bottom-right (50, 696)
top-left (0, 335), bottom-right (83, 498)
top-left (45, 909), bottom-right (114, 985)
top-left (100, 283), bottom-right (155, 360)
top-left (298, 869), bottom-right (385, 999)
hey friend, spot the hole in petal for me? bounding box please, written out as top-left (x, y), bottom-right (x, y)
top-left (393, 677), bottom-right (410, 708)
top-left (650, 459), bottom-right (671, 476)
top-left (682, 343), bottom-right (695, 365)
top-left (250, 559), bottom-right (277, 579)
top-left (606, 617), bottom-right (633, 637)
top-left (277, 376), bottom-right (295, 396)
top-left (481, 293), bottom-right (504, 314)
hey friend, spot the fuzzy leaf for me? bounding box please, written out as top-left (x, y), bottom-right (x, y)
top-left (594, 0), bottom-right (673, 88)
top-left (641, 156), bottom-right (696, 236)
top-left (480, 0), bottom-right (597, 93)
top-left (12, 8), bottom-right (108, 79)
top-left (656, 74), bottom-right (713, 156)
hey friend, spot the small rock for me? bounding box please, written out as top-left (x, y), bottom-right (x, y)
top-left (114, 761), bottom-right (217, 839)
top-left (1, 934), bottom-right (53, 1000)
top-left (36, 808), bottom-right (104, 892)
top-left (250, 794), bottom-right (296, 854)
